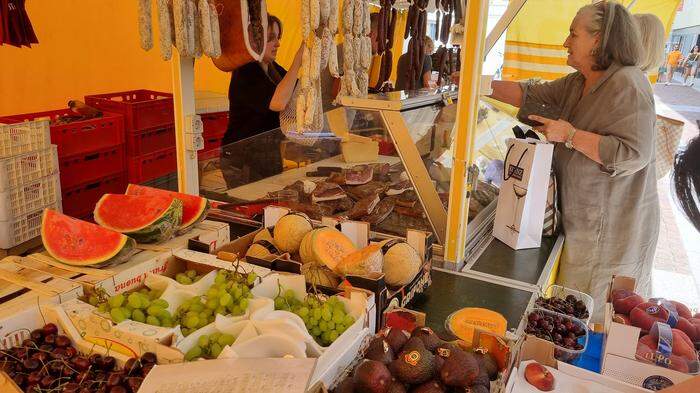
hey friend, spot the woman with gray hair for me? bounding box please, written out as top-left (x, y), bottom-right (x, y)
top-left (489, 1), bottom-right (658, 320)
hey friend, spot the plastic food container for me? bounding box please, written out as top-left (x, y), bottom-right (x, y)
top-left (534, 284), bottom-right (594, 325)
top-left (524, 308), bottom-right (589, 363)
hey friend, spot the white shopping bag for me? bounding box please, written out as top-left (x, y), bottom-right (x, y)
top-left (493, 138), bottom-right (553, 249)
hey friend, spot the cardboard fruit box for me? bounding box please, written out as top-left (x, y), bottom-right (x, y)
top-left (212, 206), bottom-right (433, 332)
top-left (61, 255), bottom-right (270, 363)
top-left (601, 275), bottom-right (697, 389)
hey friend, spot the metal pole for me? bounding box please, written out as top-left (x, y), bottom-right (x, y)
top-left (170, 51), bottom-right (200, 194)
top-left (444, 0), bottom-right (490, 265)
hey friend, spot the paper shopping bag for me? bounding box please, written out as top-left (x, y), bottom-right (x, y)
top-left (493, 138), bottom-right (553, 249)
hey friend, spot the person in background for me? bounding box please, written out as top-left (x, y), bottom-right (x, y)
top-left (663, 43), bottom-right (683, 85)
top-left (395, 36), bottom-right (436, 91)
top-left (633, 14), bottom-right (666, 76)
top-left (682, 45), bottom-right (699, 87)
top-left (221, 15), bottom-right (303, 189)
top-left (489, 1), bottom-right (658, 321)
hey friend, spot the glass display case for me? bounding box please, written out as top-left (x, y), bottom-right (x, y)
top-left (198, 87), bottom-right (521, 263)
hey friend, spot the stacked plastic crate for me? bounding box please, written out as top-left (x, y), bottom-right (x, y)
top-left (85, 90), bottom-right (176, 189)
top-left (196, 90), bottom-right (229, 162)
top-left (0, 109), bottom-right (127, 220)
top-left (0, 120), bottom-right (60, 248)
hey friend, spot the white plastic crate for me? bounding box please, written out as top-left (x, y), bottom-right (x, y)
top-left (0, 119), bottom-right (51, 158)
top-left (0, 201), bottom-right (60, 249)
top-left (0, 173), bottom-right (61, 221)
top-left (0, 145), bottom-right (59, 192)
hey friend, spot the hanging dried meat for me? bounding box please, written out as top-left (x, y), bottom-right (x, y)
top-left (211, 0), bottom-right (267, 70)
top-left (337, 0), bottom-right (371, 100)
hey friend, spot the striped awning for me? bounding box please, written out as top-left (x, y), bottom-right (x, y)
top-left (503, 0), bottom-right (682, 82)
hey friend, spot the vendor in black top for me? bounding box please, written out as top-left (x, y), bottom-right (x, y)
top-left (221, 15), bottom-right (303, 189)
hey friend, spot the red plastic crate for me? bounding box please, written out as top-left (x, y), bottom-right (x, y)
top-left (61, 172), bottom-right (127, 218)
top-left (59, 144), bottom-right (125, 189)
top-left (85, 90), bottom-right (173, 131)
top-left (126, 124), bottom-right (175, 156)
top-left (201, 112), bottom-right (228, 137)
top-left (202, 134), bottom-right (224, 152)
top-left (0, 109), bottom-right (125, 158)
top-left (127, 147), bottom-right (177, 184)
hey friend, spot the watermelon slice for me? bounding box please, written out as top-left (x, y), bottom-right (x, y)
top-left (93, 194), bottom-right (183, 243)
top-left (41, 209), bottom-right (135, 267)
top-left (125, 184), bottom-right (209, 233)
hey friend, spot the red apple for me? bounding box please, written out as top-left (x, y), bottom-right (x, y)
top-left (524, 362), bottom-right (554, 391)
top-left (611, 289), bottom-right (645, 315)
top-left (613, 314), bottom-right (631, 325)
top-left (670, 301), bottom-right (693, 320)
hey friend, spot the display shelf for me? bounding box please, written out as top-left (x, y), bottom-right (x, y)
top-left (408, 269), bottom-right (535, 339)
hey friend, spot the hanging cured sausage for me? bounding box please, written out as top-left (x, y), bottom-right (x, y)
top-left (211, 0), bottom-right (268, 71)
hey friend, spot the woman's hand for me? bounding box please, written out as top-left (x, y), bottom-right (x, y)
top-left (528, 115), bottom-right (573, 143)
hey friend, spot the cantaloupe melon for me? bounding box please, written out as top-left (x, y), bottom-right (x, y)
top-left (382, 240), bottom-right (422, 286)
top-left (299, 227), bottom-right (356, 271)
top-left (245, 240), bottom-right (280, 260)
top-left (253, 227), bottom-right (275, 244)
top-left (301, 263), bottom-right (341, 288)
top-left (273, 213), bottom-right (313, 253)
top-left (336, 244), bottom-right (384, 276)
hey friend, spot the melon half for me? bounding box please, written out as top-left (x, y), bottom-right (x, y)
top-left (41, 209), bottom-right (135, 267)
top-left (93, 194), bottom-right (183, 243)
top-left (299, 227), bottom-right (356, 271)
top-left (125, 184), bottom-right (209, 234)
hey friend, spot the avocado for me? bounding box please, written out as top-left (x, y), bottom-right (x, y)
top-left (384, 327), bottom-right (411, 353)
top-left (332, 376), bottom-right (354, 393)
top-left (365, 337), bottom-right (395, 365)
top-left (474, 351), bottom-right (498, 381)
top-left (391, 346), bottom-right (435, 385)
top-left (439, 349), bottom-right (480, 387)
top-left (387, 381), bottom-right (408, 393)
top-left (411, 327), bottom-right (443, 352)
top-left (401, 336), bottom-right (427, 353)
top-left (353, 359), bottom-right (392, 393)
top-left (410, 379), bottom-right (445, 393)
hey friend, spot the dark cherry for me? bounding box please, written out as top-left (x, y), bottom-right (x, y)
top-left (64, 347), bottom-right (77, 358)
top-left (39, 375), bottom-right (54, 388)
top-left (55, 335), bottom-right (71, 348)
top-left (25, 383), bottom-right (39, 393)
top-left (27, 371), bottom-right (42, 385)
top-left (31, 352), bottom-right (48, 363)
top-left (50, 348), bottom-right (69, 360)
top-left (89, 353), bottom-right (103, 367)
top-left (140, 352), bottom-right (157, 364)
top-left (23, 358), bottom-right (40, 371)
top-left (102, 356), bottom-right (116, 371)
top-left (140, 362), bottom-right (155, 376)
top-left (62, 382), bottom-right (81, 393)
top-left (95, 385), bottom-right (108, 393)
top-left (48, 361), bottom-right (64, 376)
top-left (12, 373), bottom-right (26, 387)
top-left (39, 344), bottom-right (54, 352)
top-left (126, 376), bottom-right (143, 392)
top-left (43, 323), bottom-right (58, 336)
top-left (106, 372), bottom-right (123, 386)
top-left (110, 386), bottom-right (128, 393)
top-left (124, 358), bottom-right (141, 376)
top-left (78, 388), bottom-right (93, 393)
top-left (94, 372), bottom-right (107, 383)
top-left (43, 334), bottom-right (56, 346)
top-left (62, 365), bottom-right (76, 378)
top-left (75, 371), bottom-right (91, 384)
top-left (13, 347), bottom-right (29, 359)
top-left (72, 356), bottom-right (90, 371)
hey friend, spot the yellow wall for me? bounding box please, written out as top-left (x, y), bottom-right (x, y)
top-left (0, 1), bottom-right (301, 117)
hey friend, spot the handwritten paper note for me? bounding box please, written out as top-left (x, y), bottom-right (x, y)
top-left (138, 357), bottom-right (317, 393)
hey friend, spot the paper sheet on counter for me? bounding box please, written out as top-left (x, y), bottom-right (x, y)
top-left (138, 357), bottom-right (317, 393)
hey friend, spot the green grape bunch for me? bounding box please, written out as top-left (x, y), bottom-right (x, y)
top-left (273, 287), bottom-right (355, 347)
top-left (184, 332), bottom-right (236, 361)
top-left (95, 288), bottom-right (172, 327)
top-left (175, 269), bottom-right (203, 285)
top-left (174, 269), bottom-right (256, 336)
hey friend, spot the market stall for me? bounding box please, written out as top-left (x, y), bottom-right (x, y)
top-left (1, 0), bottom-right (699, 392)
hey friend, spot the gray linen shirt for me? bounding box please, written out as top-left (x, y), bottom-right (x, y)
top-left (518, 63), bottom-right (660, 321)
